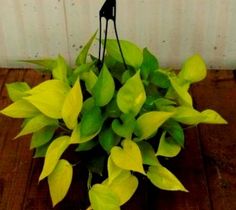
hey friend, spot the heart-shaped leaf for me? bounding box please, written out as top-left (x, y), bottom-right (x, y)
top-left (110, 139), bottom-right (145, 174)
top-left (62, 80), bottom-right (83, 129)
top-left (135, 111), bottom-right (173, 140)
top-left (39, 136), bottom-right (70, 181)
top-left (147, 164), bottom-right (188, 192)
top-left (48, 159), bottom-right (73, 207)
top-left (6, 82), bottom-right (30, 102)
top-left (89, 184), bottom-right (120, 210)
top-left (117, 71), bottom-right (146, 116)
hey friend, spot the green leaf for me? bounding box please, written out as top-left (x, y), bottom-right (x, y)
top-left (163, 119), bottom-right (184, 146)
top-left (75, 140), bottom-right (98, 152)
top-left (155, 98), bottom-right (176, 111)
top-left (110, 139), bottom-right (145, 174)
top-left (140, 48), bottom-right (159, 80)
top-left (92, 64), bottom-right (115, 106)
top-left (39, 136), bottom-right (70, 181)
top-left (112, 113), bottom-right (136, 139)
top-left (178, 54), bottom-right (207, 83)
top-left (147, 164), bottom-right (188, 192)
top-left (76, 31), bottom-right (97, 65)
top-left (173, 106), bottom-right (205, 125)
top-left (150, 70), bottom-right (170, 88)
top-left (156, 132), bottom-right (181, 157)
top-left (137, 141), bottom-right (158, 166)
top-left (135, 111), bottom-right (173, 140)
top-left (34, 142), bottom-right (50, 158)
top-left (25, 80), bottom-right (70, 119)
top-left (105, 97), bottom-right (121, 118)
top-left (15, 114), bottom-right (58, 139)
top-left (71, 123), bottom-right (101, 144)
top-left (200, 109), bottom-right (228, 124)
top-left (20, 58), bottom-right (56, 70)
top-left (52, 55), bottom-right (68, 83)
top-left (0, 99), bottom-right (40, 118)
top-left (6, 82), bottom-right (30, 102)
top-left (117, 71), bottom-right (146, 116)
top-left (104, 171), bottom-right (138, 205)
top-left (105, 39), bottom-right (143, 69)
top-left (81, 97), bottom-right (95, 114)
top-left (30, 126), bottom-right (57, 149)
top-left (87, 156), bottom-right (106, 176)
top-left (99, 127), bottom-right (120, 153)
top-left (89, 184), bottom-right (120, 210)
top-left (62, 80), bottom-right (83, 129)
top-left (48, 159), bottom-right (73, 207)
top-left (169, 76), bottom-right (193, 107)
top-left (80, 106), bottom-right (103, 137)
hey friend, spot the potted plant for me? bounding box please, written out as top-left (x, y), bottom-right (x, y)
top-left (0, 32), bottom-right (227, 210)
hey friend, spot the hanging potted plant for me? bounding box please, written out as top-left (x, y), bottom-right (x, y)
top-left (0, 31), bottom-right (227, 209)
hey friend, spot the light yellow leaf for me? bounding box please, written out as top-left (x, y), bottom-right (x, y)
top-left (200, 109), bottom-right (228, 124)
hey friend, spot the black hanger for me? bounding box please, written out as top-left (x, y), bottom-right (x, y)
top-left (97, 0), bottom-right (127, 70)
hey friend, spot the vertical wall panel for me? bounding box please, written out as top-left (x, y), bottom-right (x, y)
top-left (0, 0), bottom-right (235, 69)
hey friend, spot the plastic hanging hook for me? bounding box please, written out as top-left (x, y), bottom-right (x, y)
top-left (97, 0), bottom-right (127, 71)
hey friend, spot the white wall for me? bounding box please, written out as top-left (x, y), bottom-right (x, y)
top-left (0, 0), bottom-right (235, 69)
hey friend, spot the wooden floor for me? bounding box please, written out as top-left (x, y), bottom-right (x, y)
top-left (0, 69), bottom-right (235, 210)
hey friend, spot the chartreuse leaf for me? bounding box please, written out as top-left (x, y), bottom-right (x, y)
top-left (76, 31), bottom-right (97, 65)
top-left (39, 136), bottom-right (70, 181)
top-left (25, 80), bottom-right (70, 119)
top-left (99, 127), bottom-right (120, 153)
top-left (105, 39), bottom-right (143, 69)
top-left (117, 71), bottom-right (146, 116)
top-left (156, 132), bottom-right (181, 157)
top-left (137, 141), bottom-right (158, 166)
top-left (135, 111), bottom-right (173, 140)
top-left (173, 106), bottom-right (205, 125)
top-left (178, 54), bottom-right (207, 83)
top-left (110, 139), bottom-right (145, 174)
top-left (48, 159), bottom-right (73, 207)
top-left (6, 82), bottom-right (30, 102)
top-left (112, 113), bottom-right (136, 139)
top-left (15, 114), bottom-right (58, 139)
top-left (30, 126), bottom-right (57, 149)
top-left (80, 106), bottom-right (103, 137)
top-left (92, 64), bottom-right (115, 106)
top-left (169, 76), bottom-right (193, 107)
top-left (89, 184), bottom-right (120, 210)
top-left (200, 109), bottom-right (227, 124)
top-left (155, 98), bottom-right (176, 111)
top-left (0, 99), bottom-right (40, 118)
top-left (103, 170), bottom-right (138, 205)
top-left (52, 55), bottom-right (68, 83)
top-left (163, 119), bottom-right (184, 146)
top-left (140, 48), bottom-right (159, 80)
top-left (107, 157), bottom-right (123, 184)
top-left (20, 58), bottom-right (56, 70)
top-left (62, 80), bottom-right (83, 129)
top-left (147, 163), bottom-right (188, 192)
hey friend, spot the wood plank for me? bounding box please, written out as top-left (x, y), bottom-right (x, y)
top-left (148, 127), bottom-right (212, 210)
top-left (0, 69), bottom-right (48, 210)
top-left (192, 70), bottom-right (236, 210)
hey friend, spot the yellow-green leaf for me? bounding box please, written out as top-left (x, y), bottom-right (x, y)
top-left (76, 31), bottom-right (97, 65)
top-left (39, 136), bottom-right (70, 181)
top-left (110, 139), bottom-right (145, 174)
top-left (0, 99), bottom-right (40, 118)
top-left (135, 111), bottom-right (173, 140)
top-left (156, 132), bottom-right (181, 157)
top-left (107, 157), bottom-right (123, 184)
top-left (89, 184), bottom-right (120, 210)
top-left (92, 64), bottom-right (115, 106)
top-left (105, 39), bottom-right (143, 69)
top-left (25, 80), bottom-right (70, 119)
top-left (147, 164), bottom-right (188, 192)
top-left (117, 71), bottom-right (146, 116)
top-left (20, 58), bottom-right (56, 70)
top-left (52, 55), bottom-right (69, 83)
top-left (15, 114), bottom-right (58, 138)
top-left (48, 159), bottom-right (73, 207)
top-left (179, 54), bottom-right (207, 83)
top-left (200, 109), bottom-right (228, 124)
top-left (6, 82), bottom-right (30, 102)
top-left (62, 80), bottom-right (83, 129)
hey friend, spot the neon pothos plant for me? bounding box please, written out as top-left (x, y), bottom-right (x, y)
top-left (0, 32), bottom-right (227, 210)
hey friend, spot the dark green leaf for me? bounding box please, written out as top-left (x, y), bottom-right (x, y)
top-left (150, 70), bottom-right (170, 88)
top-left (75, 140), bottom-right (98, 152)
